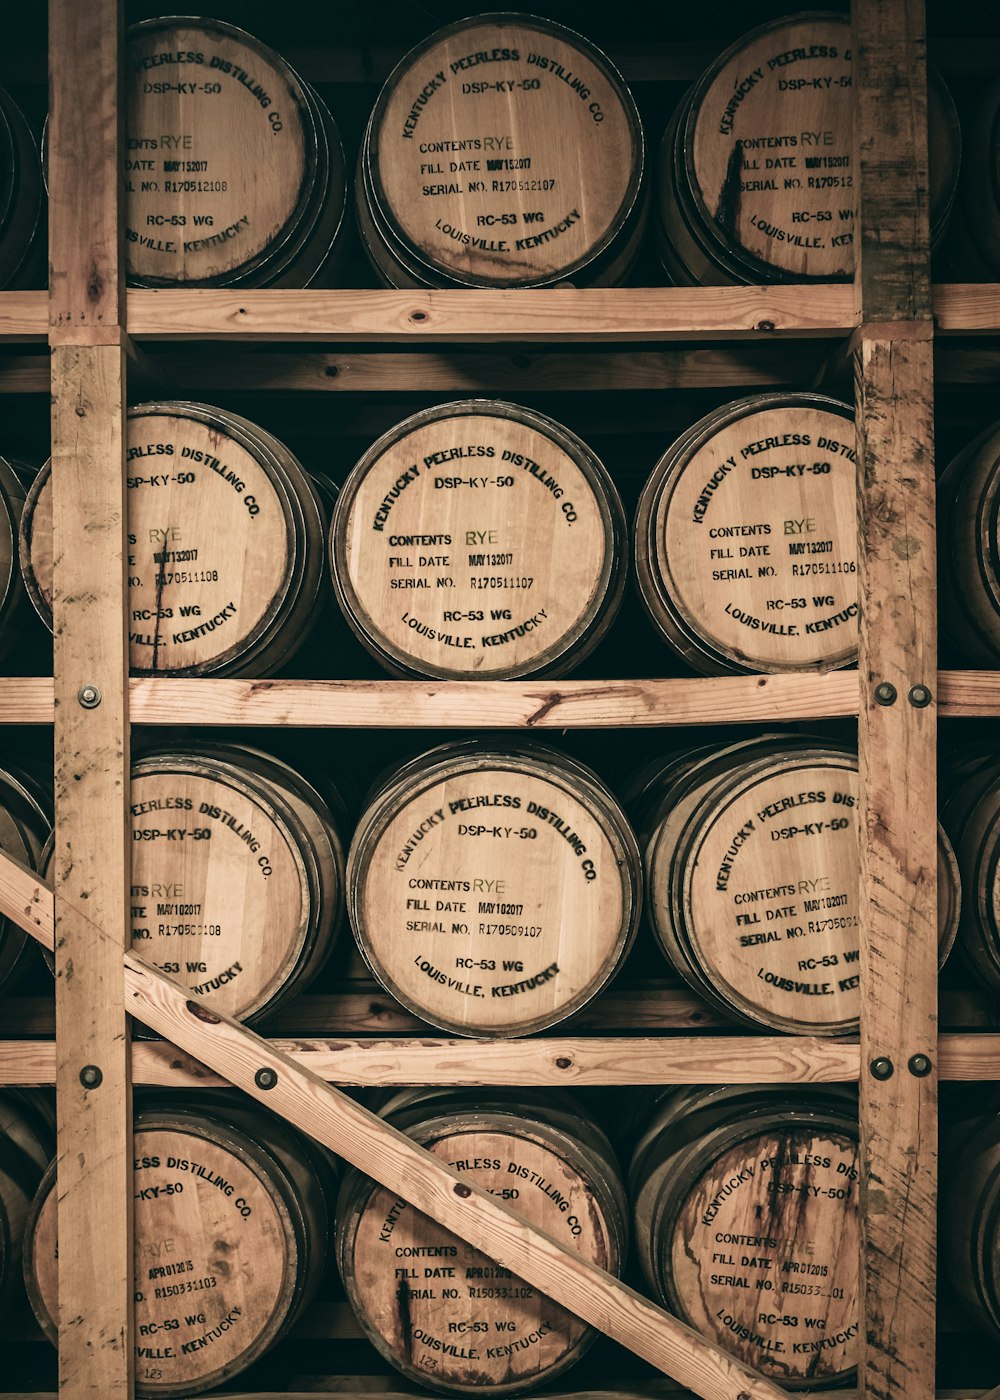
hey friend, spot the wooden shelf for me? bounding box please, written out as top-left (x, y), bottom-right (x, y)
top-left (5, 285), bottom-right (1000, 348)
top-left (0, 1033), bottom-right (993, 1088)
top-left (0, 672), bottom-right (998, 727)
top-left (124, 286), bottom-right (857, 343)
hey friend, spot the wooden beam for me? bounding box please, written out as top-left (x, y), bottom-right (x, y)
top-left (126, 673), bottom-right (858, 728)
top-left (126, 286), bottom-right (857, 342)
top-left (0, 1034), bottom-right (861, 1088)
top-left (48, 5), bottom-right (124, 342)
top-left (119, 958), bottom-right (791, 1400)
top-left (2, 1024), bottom-right (999, 1089)
top-left (0, 346), bottom-right (818, 396)
top-left (5, 670), bottom-right (1000, 727)
top-left (853, 4), bottom-right (936, 1400)
top-left (48, 1), bottom-right (131, 1398)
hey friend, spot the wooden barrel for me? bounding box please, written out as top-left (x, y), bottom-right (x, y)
top-left (635, 736), bottom-right (959, 1034)
top-left (331, 400), bottom-right (626, 679)
top-left (124, 18), bottom-right (347, 288)
top-left (655, 13), bottom-right (960, 285)
top-left (20, 402), bottom-right (329, 677)
top-left (0, 1092), bottom-right (53, 1314)
top-left (937, 421), bottom-right (1000, 666)
top-left (634, 393), bottom-right (858, 675)
top-left (629, 1085), bottom-right (859, 1389)
top-left (24, 1093), bottom-right (335, 1397)
top-left (939, 753), bottom-right (1000, 994)
top-left (336, 1088), bottom-right (627, 1394)
top-left (945, 78), bottom-right (1000, 280)
top-left (941, 1104), bottom-right (1000, 1345)
top-left (0, 84), bottom-right (43, 290)
top-left (0, 764), bottom-right (51, 1001)
top-left (347, 740), bottom-right (641, 1036)
top-left (357, 13), bottom-right (646, 288)
top-left (121, 743), bottom-right (346, 1024)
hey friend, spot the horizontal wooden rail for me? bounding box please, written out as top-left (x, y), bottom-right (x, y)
top-left (3, 286), bottom-right (1000, 346)
top-left (1, 1034), bottom-right (997, 1087)
top-left (0, 846), bottom-right (792, 1400)
top-left (128, 673), bottom-right (857, 727)
top-left (124, 287), bottom-right (856, 342)
top-left (4, 984), bottom-right (998, 1039)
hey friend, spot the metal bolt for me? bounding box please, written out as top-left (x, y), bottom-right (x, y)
top-left (255, 1067), bottom-right (278, 1091)
top-left (78, 684), bottom-right (102, 709)
top-left (908, 684), bottom-right (932, 709)
top-left (79, 1064), bottom-right (102, 1089)
top-left (738, 1393), bottom-right (753, 1400)
top-left (908, 1053), bottom-right (932, 1077)
top-left (874, 682), bottom-right (897, 706)
top-left (870, 1056), bottom-right (894, 1080)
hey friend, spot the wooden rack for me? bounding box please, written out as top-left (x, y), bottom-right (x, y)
top-left (0, 0), bottom-right (995, 1397)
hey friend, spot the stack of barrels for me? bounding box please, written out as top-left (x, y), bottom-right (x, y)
top-left (8, 11), bottom-right (993, 293)
top-left (15, 1082), bottom-right (872, 1393)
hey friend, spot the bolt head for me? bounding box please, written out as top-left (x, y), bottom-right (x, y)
top-left (874, 682), bottom-right (897, 706)
top-left (255, 1067), bottom-right (278, 1091)
top-left (908, 1053), bottom-right (932, 1077)
top-left (77, 685), bottom-right (102, 709)
top-left (908, 684), bottom-right (932, 709)
top-left (79, 1064), bottom-right (102, 1089)
top-left (870, 1056), bottom-right (894, 1080)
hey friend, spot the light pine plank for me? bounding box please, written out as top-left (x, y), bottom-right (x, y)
top-left (127, 673), bottom-right (859, 728)
top-left (854, 4), bottom-right (937, 1397)
top-left (8, 671), bottom-right (1000, 726)
top-left (5, 1028), bottom-right (1000, 1089)
top-left (51, 343), bottom-right (133, 1400)
top-left (126, 286), bottom-right (857, 342)
top-left (932, 285), bottom-right (1000, 335)
top-left (8, 671), bottom-right (1000, 727)
top-left (0, 291), bottom-right (48, 342)
top-left (48, 5), bottom-right (124, 341)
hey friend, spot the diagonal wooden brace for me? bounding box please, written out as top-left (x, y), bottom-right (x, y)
top-left (0, 847), bottom-right (790, 1400)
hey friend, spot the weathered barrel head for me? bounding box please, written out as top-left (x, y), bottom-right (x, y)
top-left (331, 400), bottom-right (625, 680)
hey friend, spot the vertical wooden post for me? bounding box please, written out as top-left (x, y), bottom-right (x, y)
top-left (49, 2), bottom-right (132, 1397)
top-left (853, 2), bottom-right (937, 1399)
